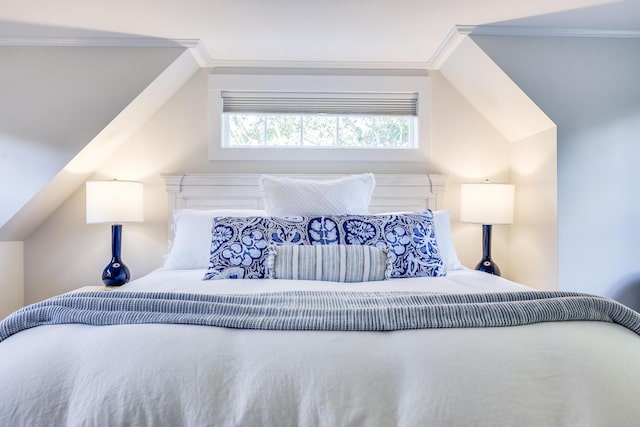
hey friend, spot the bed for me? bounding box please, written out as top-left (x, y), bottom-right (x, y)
top-left (1, 173), bottom-right (639, 427)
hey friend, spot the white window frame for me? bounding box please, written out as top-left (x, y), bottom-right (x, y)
top-left (208, 73), bottom-right (431, 162)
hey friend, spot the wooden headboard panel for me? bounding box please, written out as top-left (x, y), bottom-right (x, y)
top-left (162, 174), bottom-right (447, 245)
top-left (161, 173), bottom-right (447, 228)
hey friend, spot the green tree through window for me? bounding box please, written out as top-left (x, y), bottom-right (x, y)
top-left (224, 113), bottom-right (414, 148)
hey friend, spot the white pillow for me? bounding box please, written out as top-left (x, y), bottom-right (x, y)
top-left (163, 208), bottom-right (267, 270)
top-left (259, 174), bottom-right (375, 216)
top-left (432, 210), bottom-right (463, 271)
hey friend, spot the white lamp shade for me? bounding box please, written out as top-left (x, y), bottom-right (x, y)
top-left (86, 180), bottom-right (144, 224)
top-left (460, 183), bottom-right (514, 225)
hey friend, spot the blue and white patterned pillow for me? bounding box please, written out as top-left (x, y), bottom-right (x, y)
top-left (269, 210), bottom-right (445, 278)
top-left (204, 210), bottom-right (445, 280)
top-left (203, 216), bottom-right (271, 280)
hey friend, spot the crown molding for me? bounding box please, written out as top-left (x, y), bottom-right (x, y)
top-left (0, 36), bottom-right (212, 67)
top-left (427, 24), bottom-right (640, 70)
top-left (427, 25), bottom-right (474, 69)
top-left (468, 25), bottom-right (640, 38)
top-left (0, 36), bottom-right (431, 70)
top-left (0, 37), bottom-right (202, 48)
top-left (5, 25), bottom-right (636, 72)
top-left (205, 59), bottom-right (431, 70)
top-left (187, 40), bottom-right (213, 67)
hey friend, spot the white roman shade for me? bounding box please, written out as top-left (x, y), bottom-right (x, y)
top-left (221, 91), bottom-right (418, 116)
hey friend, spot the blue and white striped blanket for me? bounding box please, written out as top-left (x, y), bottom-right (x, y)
top-left (1, 290), bottom-right (639, 342)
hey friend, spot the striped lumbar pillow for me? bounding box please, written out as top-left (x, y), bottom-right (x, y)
top-left (268, 244), bottom-right (390, 282)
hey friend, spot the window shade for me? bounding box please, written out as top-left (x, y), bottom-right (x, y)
top-left (221, 91), bottom-right (418, 116)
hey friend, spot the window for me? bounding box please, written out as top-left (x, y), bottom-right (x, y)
top-left (223, 114), bottom-right (416, 149)
top-left (221, 91), bottom-right (417, 149)
top-left (209, 74), bottom-right (430, 162)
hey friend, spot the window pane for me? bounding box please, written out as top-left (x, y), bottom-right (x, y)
top-left (338, 116), bottom-right (374, 147)
top-left (266, 115), bottom-right (301, 146)
top-left (226, 114), bottom-right (265, 146)
top-left (372, 117), bottom-right (411, 148)
top-left (302, 115), bottom-right (337, 147)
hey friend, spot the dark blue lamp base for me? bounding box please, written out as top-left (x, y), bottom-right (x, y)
top-left (475, 224), bottom-right (501, 276)
top-left (102, 224), bottom-right (130, 287)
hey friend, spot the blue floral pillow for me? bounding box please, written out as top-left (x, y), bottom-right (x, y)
top-left (204, 210), bottom-right (445, 280)
top-left (203, 216), bottom-right (271, 280)
top-left (270, 211), bottom-right (445, 278)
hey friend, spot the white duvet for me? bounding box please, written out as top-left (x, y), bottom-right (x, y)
top-left (1, 270), bottom-right (639, 427)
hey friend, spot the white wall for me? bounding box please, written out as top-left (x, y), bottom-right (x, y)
top-left (23, 67), bottom-right (514, 304)
top-left (472, 35), bottom-right (640, 307)
top-left (0, 46), bottom-right (184, 230)
top-left (0, 241), bottom-right (23, 319)
top-left (510, 128), bottom-right (558, 290)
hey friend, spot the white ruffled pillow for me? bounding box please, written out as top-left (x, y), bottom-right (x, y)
top-left (163, 208), bottom-right (267, 270)
top-left (259, 174), bottom-right (375, 216)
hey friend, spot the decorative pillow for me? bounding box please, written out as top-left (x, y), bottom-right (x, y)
top-left (204, 210), bottom-right (445, 280)
top-left (259, 174), bottom-right (375, 216)
top-left (203, 216), bottom-right (271, 280)
top-left (268, 244), bottom-right (390, 282)
top-left (164, 209), bottom-right (267, 270)
top-left (378, 209), bottom-right (463, 271)
top-left (268, 210), bottom-right (445, 278)
top-left (432, 210), bottom-right (463, 271)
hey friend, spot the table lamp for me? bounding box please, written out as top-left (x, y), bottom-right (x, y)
top-left (460, 182), bottom-right (514, 276)
top-left (86, 180), bottom-right (143, 286)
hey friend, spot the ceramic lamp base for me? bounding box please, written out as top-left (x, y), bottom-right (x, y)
top-left (474, 224), bottom-right (501, 277)
top-left (475, 258), bottom-right (501, 276)
top-left (102, 224), bottom-right (130, 287)
top-left (102, 259), bottom-right (130, 287)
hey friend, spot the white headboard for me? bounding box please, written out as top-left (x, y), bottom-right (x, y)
top-left (162, 174), bottom-right (447, 241)
top-left (161, 173), bottom-right (447, 229)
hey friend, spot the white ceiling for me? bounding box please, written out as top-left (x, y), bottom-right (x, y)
top-left (1, 0), bottom-right (639, 67)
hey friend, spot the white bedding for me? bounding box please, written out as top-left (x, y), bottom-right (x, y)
top-left (1, 270), bottom-right (639, 427)
top-left (122, 267), bottom-right (533, 294)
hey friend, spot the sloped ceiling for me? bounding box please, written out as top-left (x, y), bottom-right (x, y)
top-left (439, 36), bottom-right (555, 142)
top-left (0, 46), bottom-right (200, 240)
